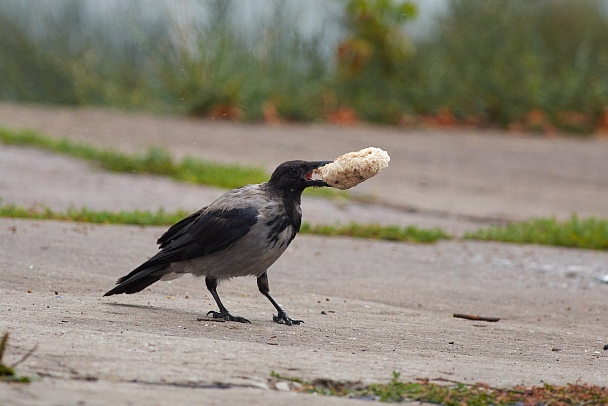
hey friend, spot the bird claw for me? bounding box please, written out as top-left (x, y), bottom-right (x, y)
top-left (207, 310), bottom-right (251, 324)
top-left (273, 311), bottom-right (303, 326)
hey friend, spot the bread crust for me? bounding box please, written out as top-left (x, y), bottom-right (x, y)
top-left (315, 147), bottom-right (390, 190)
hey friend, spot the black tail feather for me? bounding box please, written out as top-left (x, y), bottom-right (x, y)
top-left (103, 264), bottom-right (167, 297)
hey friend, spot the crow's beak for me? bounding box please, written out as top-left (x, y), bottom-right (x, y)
top-left (305, 160), bottom-right (333, 187)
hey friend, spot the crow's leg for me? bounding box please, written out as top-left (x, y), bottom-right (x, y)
top-left (257, 271), bottom-right (302, 325)
top-left (205, 276), bottom-right (250, 323)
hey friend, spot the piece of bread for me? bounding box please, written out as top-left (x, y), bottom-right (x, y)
top-left (315, 147), bottom-right (390, 190)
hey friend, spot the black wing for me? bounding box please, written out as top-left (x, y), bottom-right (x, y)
top-left (149, 206), bottom-right (259, 266)
top-left (157, 208), bottom-right (205, 247)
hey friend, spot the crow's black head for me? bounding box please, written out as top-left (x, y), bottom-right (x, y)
top-left (268, 160), bottom-right (332, 192)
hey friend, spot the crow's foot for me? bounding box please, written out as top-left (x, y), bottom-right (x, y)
top-left (207, 310), bottom-right (251, 324)
top-left (273, 310), bottom-right (303, 326)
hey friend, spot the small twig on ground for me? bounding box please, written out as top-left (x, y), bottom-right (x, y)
top-left (453, 313), bottom-right (500, 322)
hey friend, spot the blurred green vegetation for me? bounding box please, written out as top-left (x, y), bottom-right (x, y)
top-left (1, 0), bottom-right (608, 133)
top-left (406, 0), bottom-right (608, 133)
top-left (333, 0), bottom-right (417, 123)
top-left (159, 1), bottom-right (330, 121)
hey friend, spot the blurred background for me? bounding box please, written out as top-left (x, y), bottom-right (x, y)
top-left (2, 0), bottom-right (608, 134)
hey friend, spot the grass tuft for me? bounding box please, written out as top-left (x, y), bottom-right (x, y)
top-left (301, 222), bottom-right (449, 244)
top-left (464, 214), bottom-right (608, 251)
top-left (0, 332), bottom-right (31, 383)
top-left (272, 371), bottom-right (608, 405)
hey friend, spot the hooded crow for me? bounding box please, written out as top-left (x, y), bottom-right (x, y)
top-left (104, 160), bottom-right (332, 325)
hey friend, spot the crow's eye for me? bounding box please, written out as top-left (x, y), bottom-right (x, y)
top-left (290, 167), bottom-right (299, 176)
